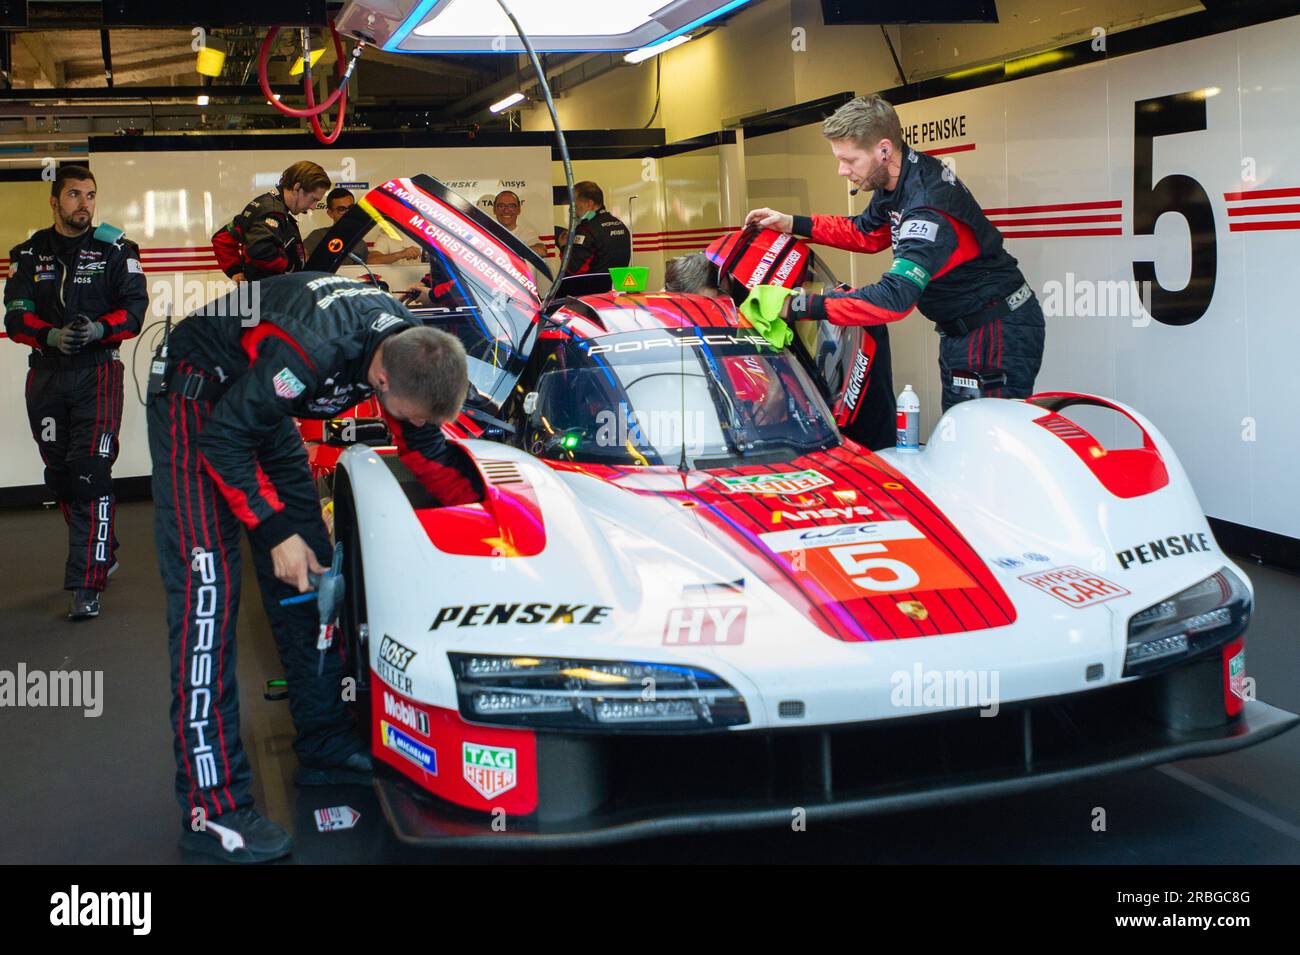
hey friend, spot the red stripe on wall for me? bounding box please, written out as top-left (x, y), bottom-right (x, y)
top-left (1226, 203), bottom-right (1300, 217)
top-left (1000, 228), bottom-right (1123, 238)
top-left (984, 200), bottom-right (1122, 215)
top-left (1228, 220), bottom-right (1300, 232)
top-left (928, 143), bottom-right (977, 156)
top-left (1223, 187), bottom-right (1300, 202)
top-left (989, 213), bottom-right (1122, 226)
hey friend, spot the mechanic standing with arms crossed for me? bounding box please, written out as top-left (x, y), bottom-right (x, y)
top-left (212, 160), bottom-right (331, 281)
top-left (150, 272), bottom-right (483, 862)
top-left (746, 95), bottom-right (1045, 411)
top-left (3, 164), bottom-right (147, 620)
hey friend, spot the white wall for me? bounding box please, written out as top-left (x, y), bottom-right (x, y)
top-left (741, 16), bottom-right (1300, 539)
top-left (0, 145), bottom-right (552, 490)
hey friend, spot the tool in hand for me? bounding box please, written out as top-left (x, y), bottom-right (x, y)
top-left (277, 541), bottom-right (346, 675)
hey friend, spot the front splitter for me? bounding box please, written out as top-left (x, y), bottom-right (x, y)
top-left (373, 700), bottom-right (1298, 850)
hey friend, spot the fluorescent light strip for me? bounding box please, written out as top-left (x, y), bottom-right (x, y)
top-left (384, 0), bottom-right (756, 54)
top-left (489, 92), bottom-right (526, 113)
top-left (624, 33), bottom-right (692, 64)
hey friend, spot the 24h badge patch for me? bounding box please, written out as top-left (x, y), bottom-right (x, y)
top-left (463, 742), bottom-right (516, 800)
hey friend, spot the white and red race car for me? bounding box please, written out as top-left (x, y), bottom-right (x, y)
top-left (306, 175), bottom-right (1297, 847)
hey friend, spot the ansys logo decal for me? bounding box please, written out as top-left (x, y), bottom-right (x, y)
top-left (463, 742), bottom-right (516, 800)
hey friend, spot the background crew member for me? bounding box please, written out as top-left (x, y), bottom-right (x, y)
top-left (150, 272), bottom-right (481, 863)
top-left (3, 164), bottom-right (147, 620)
top-left (489, 189), bottom-right (547, 259)
top-left (746, 94), bottom-right (1045, 411)
top-left (303, 187), bottom-right (421, 264)
top-left (212, 160), bottom-right (330, 282)
top-left (559, 181), bottom-right (632, 281)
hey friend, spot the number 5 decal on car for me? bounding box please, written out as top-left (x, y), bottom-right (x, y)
top-left (830, 543), bottom-right (921, 592)
top-left (789, 540), bottom-right (976, 601)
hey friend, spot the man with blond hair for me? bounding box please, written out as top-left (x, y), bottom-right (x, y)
top-left (747, 94), bottom-right (1044, 411)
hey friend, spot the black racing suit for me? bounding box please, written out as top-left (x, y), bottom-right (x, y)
top-left (148, 272), bottom-right (482, 821)
top-left (563, 208), bottom-right (632, 279)
top-left (4, 224), bottom-right (147, 590)
top-left (212, 190), bottom-right (307, 281)
top-left (788, 145), bottom-right (1045, 411)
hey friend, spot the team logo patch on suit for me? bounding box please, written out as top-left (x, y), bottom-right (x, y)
top-left (272, 367), bottom-right (306, 399)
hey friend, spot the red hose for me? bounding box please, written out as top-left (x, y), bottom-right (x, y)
top-left (258, 24), bottom-right (348, 144)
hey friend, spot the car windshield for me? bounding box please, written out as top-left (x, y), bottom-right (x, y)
top-left (522, 326), bottom-right (840, 468)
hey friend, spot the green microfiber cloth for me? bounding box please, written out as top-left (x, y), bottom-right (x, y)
top-left (739, 285), bottom-right (796, 350)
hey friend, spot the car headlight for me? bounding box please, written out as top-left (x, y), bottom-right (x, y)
top-left (448, 653), bottom-right (750, 733)
top-left (1124, 566), bottom-right (1251, 677)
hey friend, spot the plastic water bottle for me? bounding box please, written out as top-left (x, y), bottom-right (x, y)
top-left (896, 384), bottom-right (921, 452)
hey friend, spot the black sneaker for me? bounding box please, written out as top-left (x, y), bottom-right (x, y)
top-left (68, 589), bottom-right (101, 621)
top-left (179, 808), bottom-right (293, 864)
top-left (294, 750), bottom-right (374, 787)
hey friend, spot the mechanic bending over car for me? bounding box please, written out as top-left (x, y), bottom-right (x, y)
top-left (665, 251), bottom-right (895, 451)
top-left (745, 94), bottom-right (1045, 411)
top-left (3, 164), bottom-right (147, 620)
top-left (148, 272), bottom-right (482, 863)
top-left (212, 160), bottom-right (331, 283)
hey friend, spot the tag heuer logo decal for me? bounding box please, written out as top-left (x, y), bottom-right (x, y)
top-left (1229, 649), bottom-right (1246, 700)
top-left (272, 367), bottom-right (306, 399)
top-left (718, 469), bottom-right (833, 496)
top-left (463, 742), bottom-right (517, 800)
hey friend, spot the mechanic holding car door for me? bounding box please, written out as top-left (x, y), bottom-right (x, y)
top-left (212, 160), bottom-right (331, 282)
top-left (745, 94), bottom-right (1045, 411)
top-left (3, 164), bottom-right (147, 620)
top-left (148, 272), bottom-right (482, 863)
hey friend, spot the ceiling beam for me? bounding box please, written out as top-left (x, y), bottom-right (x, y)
top-left (16, 32), bottom-right (65, 87)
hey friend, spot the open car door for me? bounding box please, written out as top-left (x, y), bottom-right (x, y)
top-left (306, 174), bottom-right (554, 416)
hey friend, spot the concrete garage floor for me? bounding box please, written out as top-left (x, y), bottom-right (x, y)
top-left (2, 499), bottom-right (1298, 864)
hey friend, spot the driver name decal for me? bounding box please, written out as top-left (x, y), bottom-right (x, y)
top-left (717, 469), bottom-right (833, 495)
